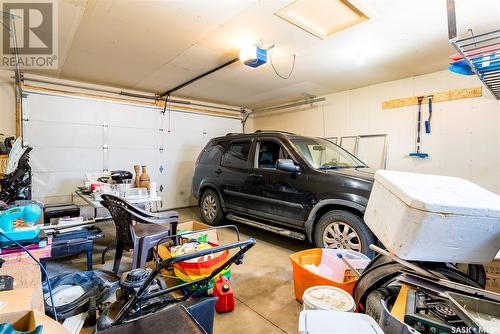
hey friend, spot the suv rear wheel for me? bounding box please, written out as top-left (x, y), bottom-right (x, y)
top-left (314, 210), bottom-right (375, 257)
top-left (200, 189), bottom-right (224, 226)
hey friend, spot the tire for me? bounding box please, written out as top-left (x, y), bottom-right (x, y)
top-left (354, 260), bottom-right (482, 308)
top-left (314, 210), bottom-right (375, 258)
top-left (87, 296), bottom-right (97, 326)
top-left (365, 286), bottom-right (400, 324)
top-left (466, 264), bottom-right (487, 289)
top-left (200, 189), bottom-right (224, 226)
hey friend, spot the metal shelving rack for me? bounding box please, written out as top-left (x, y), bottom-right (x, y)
top-left (447, 0), bottom-right (500, 99)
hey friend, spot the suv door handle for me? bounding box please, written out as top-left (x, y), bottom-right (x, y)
top-left (249, 173), bottom-right (262, 178)
top-left (215, 168), bottom-right (222, 174)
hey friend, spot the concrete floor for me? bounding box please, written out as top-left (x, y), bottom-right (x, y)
top-left (46, 207), bottom-right (312, 333)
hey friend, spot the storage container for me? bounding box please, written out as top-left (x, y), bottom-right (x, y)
top-left (302, 286), bottom-right (355, 312)
top-left (364, 170), bottom-right (500, 263)
top-left (298, 310), bottom-right (384, 334)
top-left (290, 249), bottom-right (368, 302)
top-left (311, 249), bottom-right (370, 283)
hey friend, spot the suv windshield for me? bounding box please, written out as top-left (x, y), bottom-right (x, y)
top-left (290, 137), bottom-right (367, 169)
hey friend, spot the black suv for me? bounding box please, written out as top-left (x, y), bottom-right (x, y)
top-left (192, 130), bottom-right (376, 256)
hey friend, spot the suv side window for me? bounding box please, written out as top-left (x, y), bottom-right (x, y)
top-left (199, 141), bottom-right (224, 164)
top-left (257, 140), bottom-right (287, 169)
top-left (221, 141), bottom-right (251, 168)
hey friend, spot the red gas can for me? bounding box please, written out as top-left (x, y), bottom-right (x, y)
top-left (213, 276), bottom-right (234, 313)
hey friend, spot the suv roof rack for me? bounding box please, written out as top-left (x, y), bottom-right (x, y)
top-left (254, 130), bottom-right (296, 135)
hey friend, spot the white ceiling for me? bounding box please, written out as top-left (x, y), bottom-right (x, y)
top-left (31, 0), bottom-right (500, 109)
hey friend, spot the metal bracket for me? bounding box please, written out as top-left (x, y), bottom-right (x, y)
top-left (446, 0), bottom-right (457, 40)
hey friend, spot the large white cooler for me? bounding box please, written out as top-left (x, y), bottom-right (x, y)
top-left (364, 170), bottom-right (500, 263)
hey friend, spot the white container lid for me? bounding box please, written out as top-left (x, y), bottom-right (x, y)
top-left (302, 286), bottom-right (355, 312)
top-left (298, 310), bottom-right (384, 334)
top-left (375, 170), bottom-right (500, 218)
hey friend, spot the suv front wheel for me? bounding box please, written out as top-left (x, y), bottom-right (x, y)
top-left (314, 210), bottom-right (375, 258)
top-left (200, 189), bottom-right (224, 226)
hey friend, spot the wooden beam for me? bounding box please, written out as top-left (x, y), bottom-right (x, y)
top-left (382, 86), bottom-right (483, 109)
top-left (156, 99), bottom-right (241, 119)
top-left (391, 284), bottom-right (410, 321)
top-left (0, 154), bottom-right (7, 179)
top-left (23, 84), bottom-right (157, 108)
top-left (15, 88), bottom-right (21, 137)
top-left (22, 84), bottom-right (241, 120)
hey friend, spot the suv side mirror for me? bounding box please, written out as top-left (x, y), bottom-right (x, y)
top-left (276, 159), bottom-right (300, 173)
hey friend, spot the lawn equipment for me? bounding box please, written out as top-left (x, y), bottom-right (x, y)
top-left (96, 226), bottom-right (256, 333)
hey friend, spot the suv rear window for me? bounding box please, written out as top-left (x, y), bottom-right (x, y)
top-left (221, 141), bottom-right (251, 168)
top-left (198, 141), bottom-right (224, 164)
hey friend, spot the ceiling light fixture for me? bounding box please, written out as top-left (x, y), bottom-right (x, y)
top-left (240, 45), bottom-right (268, 68)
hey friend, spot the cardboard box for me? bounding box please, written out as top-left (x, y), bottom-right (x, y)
top-left (177, 221), bottom-right (218, 244)
top-left (485, 259), bottom-right (500, 276)
top-left (485, 259), bottom-right (500, 293)
top-left (486, 275), bottom-right (500, 294)
top-left (0, 310), bottom-right (69, 334)
top-left (0, 261), bottom-right (44, 312)
top-left (0, 288), bottom-right (38, 313)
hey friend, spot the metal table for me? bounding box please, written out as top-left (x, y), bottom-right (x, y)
top-left (71, 189), bottom-right (163, 264)
top-left (74, 189), bottom-right (162, 215)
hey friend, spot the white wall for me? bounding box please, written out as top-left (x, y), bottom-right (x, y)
top-left (0, 71), bottom-right (16, 136)
top-left (254, 70), bottom-right (500, 194)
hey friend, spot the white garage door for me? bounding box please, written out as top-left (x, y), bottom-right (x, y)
top-left (22, 91), bottom-right (242, 209)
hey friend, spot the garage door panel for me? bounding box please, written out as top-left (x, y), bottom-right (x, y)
top-left (32, 171), bottom-right (90, 199)
top-left (107, 104), bottom-right (160, 128)
top-left (108, 148), bottom-right (158, 172)
top-left (27, 121), bottom-right (102, 148)
top-left (30, 148), bottom-right (103, 173)
top-left (26, 93), bottom-right (107, 124)
top-left (108, 127), bottom-right (160, 149)
top-left (164, 130), bottom-right (208, 148)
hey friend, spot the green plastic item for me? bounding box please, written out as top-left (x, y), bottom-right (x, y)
top-left (178, 228), bottom-right (209, 243)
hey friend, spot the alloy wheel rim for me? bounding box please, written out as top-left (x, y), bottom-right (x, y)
top-left (323, 222), bottom-right (361, 251)
top-left (202, 195), bottom-right (217, 221)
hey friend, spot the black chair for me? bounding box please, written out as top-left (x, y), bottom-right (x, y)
top-left (100, 194), bottom-right (178, 274)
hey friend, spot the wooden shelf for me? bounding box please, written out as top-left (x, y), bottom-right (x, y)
top-left (382, 86), bottom-right (482, 110)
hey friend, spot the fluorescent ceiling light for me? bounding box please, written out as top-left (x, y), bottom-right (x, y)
top-left (275, 0), bottom-right (370, 39)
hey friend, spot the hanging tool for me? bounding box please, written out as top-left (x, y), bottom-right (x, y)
top-left (409, 96), bottom-right (429, 158)
top-left (425, 95), bottom-right (433, 134)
